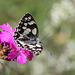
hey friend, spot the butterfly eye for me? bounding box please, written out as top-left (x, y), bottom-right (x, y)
top-left (39, 41), bottom-right (42, 43)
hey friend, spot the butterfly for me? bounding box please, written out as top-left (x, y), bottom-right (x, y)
top-left (13, 13), bottom-right (43, 55)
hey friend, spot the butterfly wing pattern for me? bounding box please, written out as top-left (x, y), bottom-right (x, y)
top-left (14, 13), bottom-right (43, 55)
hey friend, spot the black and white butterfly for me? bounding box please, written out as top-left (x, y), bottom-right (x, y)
top-left (14, 13), bottom-right (43, 55)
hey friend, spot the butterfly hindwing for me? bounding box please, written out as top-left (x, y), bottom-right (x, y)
top-left (14, 13), bottom-right (43, 55)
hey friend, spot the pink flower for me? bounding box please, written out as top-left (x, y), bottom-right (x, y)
top-left (0, 23), bottom-right (34, 64)
top-left (8, 49), bottom-right (27, 64)
top-left (0, 23), bottom-right (16, 44)
top-left (8, 43), bottom-right (34, 64)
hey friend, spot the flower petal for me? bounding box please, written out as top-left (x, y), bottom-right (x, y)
top-left (0, 31), bottom-right (14, 43)
top-left (17, 52), bottom-right (27, 64)
top-left (28, 52), bottom-right (34, 61)
top-left (21, 49), bottom-right (34, 61)
top-left (0, 23), bottom-right (12, 32)
top-left (8, 50), bottom-right (17, 61)
top-left (13, 26), bottom-right (17, 32)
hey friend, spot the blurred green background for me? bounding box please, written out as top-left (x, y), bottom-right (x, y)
top-left (0, 0), bottom-right (75, 75)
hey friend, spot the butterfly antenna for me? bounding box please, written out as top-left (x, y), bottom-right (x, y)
top-left (41, 32), bottom-right (50, 41)
top-left (42, 42), bottom-right (52, 55)
top-left (41, 32), bottom-right (52, 55)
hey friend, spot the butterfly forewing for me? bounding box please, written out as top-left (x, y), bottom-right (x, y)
top-left (20, 13), bottom-right (38, 37)
top-left (14, 13), bottom-right (43, 55)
